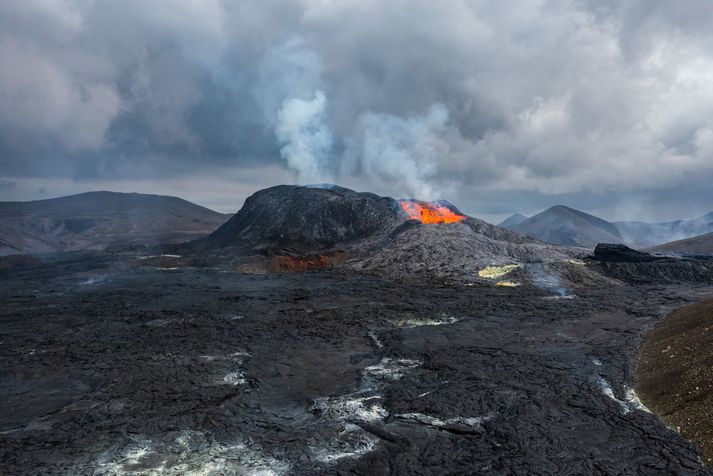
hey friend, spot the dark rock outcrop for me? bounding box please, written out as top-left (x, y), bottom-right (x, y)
top-left (592, 244), bottom-right (713, 284)
top-left (592, 243), bottom-right (663, 263)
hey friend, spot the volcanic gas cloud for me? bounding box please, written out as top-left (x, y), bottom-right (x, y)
top-left (399, 200), bottom-right (466, 224)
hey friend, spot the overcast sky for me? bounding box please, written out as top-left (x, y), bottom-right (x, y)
top-left (1, 0), bottom-right (713, 223)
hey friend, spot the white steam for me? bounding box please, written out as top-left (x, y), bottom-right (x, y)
top-left (258, 39), bottom-right (333, 183)
top-left (344, 104), bottom-right (450, 200)
top-left (259, 39), bottom-right (452, 197)
top-left (276, 90), bottom-right (332, 183)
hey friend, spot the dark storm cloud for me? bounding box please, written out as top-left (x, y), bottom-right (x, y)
top-left (1, 0), bottom-right (713, 219)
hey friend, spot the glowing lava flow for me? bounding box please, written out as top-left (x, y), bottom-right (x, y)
top-left (399, 200), bottom-right (466, 224)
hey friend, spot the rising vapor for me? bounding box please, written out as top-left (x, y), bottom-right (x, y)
top-left (276, 90), bottom-right (333, 183)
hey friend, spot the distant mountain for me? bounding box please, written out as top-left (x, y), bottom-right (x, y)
top-left (511, 205), bottom-right (623, 247)
top-left (0, 191), bottom-right (231, 255)
top-left (507, 205), bottom-right (713, 249)
top-left (498, 213), bottom-right (529, 229)
top-left (615, 212), bottom-right (713, 248)
top-left (648, 230), bottom-right (713, 255)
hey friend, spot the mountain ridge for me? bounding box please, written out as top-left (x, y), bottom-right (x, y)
top-left (0, 191), bottom-right (231, 255)
top-left (507, 205), bottom-right (623, 247)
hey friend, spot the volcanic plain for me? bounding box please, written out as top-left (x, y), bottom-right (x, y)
top-left (1, 185), bottom-right (713, 475)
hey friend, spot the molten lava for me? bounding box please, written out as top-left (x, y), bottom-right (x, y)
top-left (399, 200), bottom-right (466, 224)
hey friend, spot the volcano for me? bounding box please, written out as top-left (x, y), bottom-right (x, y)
top-left (198, 185), bottom-right (580, 282)
top-left (203, 185), bottom-right (403, 252)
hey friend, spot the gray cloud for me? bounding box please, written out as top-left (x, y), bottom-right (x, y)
top-left (1, 0), bottom-right (712, 221)
top-left (0, 179), bottom-right (17, 190)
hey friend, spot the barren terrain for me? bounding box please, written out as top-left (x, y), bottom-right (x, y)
top-left (1, 251), bottom-right (712, 474)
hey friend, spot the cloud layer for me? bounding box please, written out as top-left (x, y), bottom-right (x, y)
top-left (1, 0), bottom-right (712, 219)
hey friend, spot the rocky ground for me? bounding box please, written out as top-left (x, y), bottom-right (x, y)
top-left (1, 252), bottom-right (712, 475)
top-left (637, 297), bottom-right (713, 466)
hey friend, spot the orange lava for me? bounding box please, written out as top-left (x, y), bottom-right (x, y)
top-left (399, 200), bottom-right (466, 224)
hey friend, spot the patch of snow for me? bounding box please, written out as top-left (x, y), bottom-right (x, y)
top-left (308, 355), bottom-right (422, 468)
top-left (596, 376), bottom-right (629, 413)
top-left (396, 412), bottom-right (492, 429)
top-left (222, 371), bottom-right (247, 385)
top-left (596, 377), bottom-right (649, 415)
top-left (368, 331), bottom-right (384, 348)
top-left (311, 424), bottom-right (377, 464)
top-left (93, 431), bottom-right (290, 476)
top-left (544, 295), bottom-right (577, 300)
top-left (311, 395), bottom-right (387, 423)
top-left (362, 357), bottom-right (421, 386)
top-left (391, 315), bottom-right (460, 328)
top-left (624, 386), bottom-right (651, 413)
top-left (80, 275), bottom-right (110, 285)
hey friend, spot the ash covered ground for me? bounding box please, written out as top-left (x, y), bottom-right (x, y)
top-left (1, 254), bottom-right (712, 475)
top-left (2, 185), bottom-right (713, 475)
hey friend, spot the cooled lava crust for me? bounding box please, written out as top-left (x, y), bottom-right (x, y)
top-left (0, 252), bottom-right (712, 474)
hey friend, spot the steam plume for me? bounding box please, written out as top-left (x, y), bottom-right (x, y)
top-left (344, 104), bottom-right (450, 200)
top-left (275, 90), bottom-right (332, 183)
top-left (257, 38), bottom-right (333, 183)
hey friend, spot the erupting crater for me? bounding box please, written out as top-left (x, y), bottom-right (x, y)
top-left (399, 200), bottom-right (466, 224)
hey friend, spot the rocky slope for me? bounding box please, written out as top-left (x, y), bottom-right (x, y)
top-left (350, 218), bottom-right (581, 282)
top-left (637, 297), bottom-right (713, 466)
top-left (203, 185), bottom-right (402, 253)
top-left (498, 213), bottom-right (528, 228)
top-left (648, 230), bottom-right (713, 255)
top-left (0, 192), bottom-right (231, 255)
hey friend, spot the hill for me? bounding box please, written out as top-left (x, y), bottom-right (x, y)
top-left (510, 205), bottom-right (623, 247)
top-left (498, 213), bottom-right (529, 228)
top-left (637, 297), bottom-right (713, 465)
top-left (0, 191), bottom-right (231, 255)
top-left (203, 185), bottom-right (403, 252)
top-left (616, 212), bottom-right (713, 248)
top-left (648, 230), bottom-right (713, 255)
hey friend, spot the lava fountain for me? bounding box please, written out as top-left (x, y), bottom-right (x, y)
top-left (399, 200), bottom-right (466, 224)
